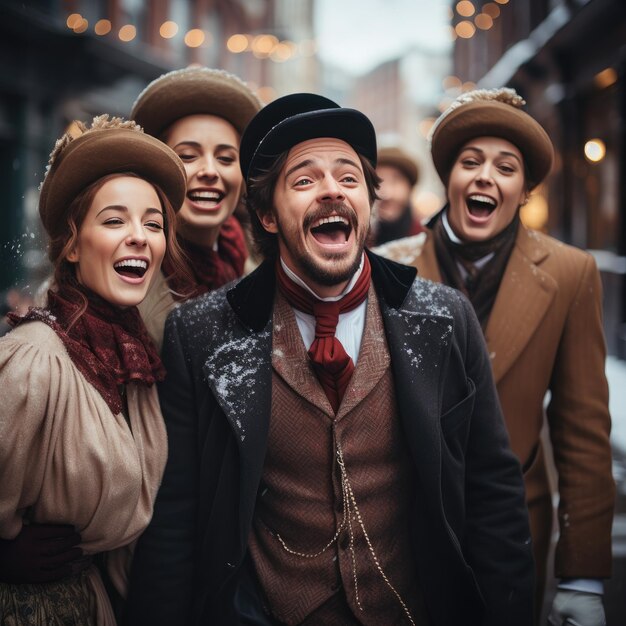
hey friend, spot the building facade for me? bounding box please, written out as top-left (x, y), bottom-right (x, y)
top-left (0, 0), bottom-right (317, 292)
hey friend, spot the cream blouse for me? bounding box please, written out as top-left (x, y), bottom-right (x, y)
top-left (0, 320), bottom-right (168, 619)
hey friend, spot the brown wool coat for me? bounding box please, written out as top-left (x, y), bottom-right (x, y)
top-left (377, 225), bottom-right (615, 584)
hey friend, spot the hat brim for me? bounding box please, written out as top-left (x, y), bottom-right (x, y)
top-left (39, 129), bottom-right (186, 238)
top-left (131, 69), bottom-right (261, 138)
top-left (377, 149), bottom-right (419, 187)
top-left (244, 108), bottom-right (377, 182)
top-left (431, 100), bottom-right (554, 189)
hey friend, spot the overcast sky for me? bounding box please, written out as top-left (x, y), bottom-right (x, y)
top-left (314, 0), bottom-right (452, 76)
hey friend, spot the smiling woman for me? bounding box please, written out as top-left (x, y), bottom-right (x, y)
top-left (0, 115), bottom-right (190, 625)
top-left (130, 67), bottom-right (262, 350)
top-left (377, 88), bottom-right (615, 625)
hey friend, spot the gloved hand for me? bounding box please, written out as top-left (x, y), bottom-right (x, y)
top-left (548, 589), bottom-right (606, 626)
top-left (0, 523), bottom-right (88, 584)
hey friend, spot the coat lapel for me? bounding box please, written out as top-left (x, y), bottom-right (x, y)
top-left (201, 264), bottom-right (276, 539)
top-left (485, 227), bottom-right (557, 384)
top-left (378, 277), bottom-right (455, 496)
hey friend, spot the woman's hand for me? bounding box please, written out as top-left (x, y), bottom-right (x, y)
top-left (0, 523), bottom-right (89, 584)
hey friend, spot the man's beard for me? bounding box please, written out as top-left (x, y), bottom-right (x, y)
top-left (277, 201), bottom-right (370, 287)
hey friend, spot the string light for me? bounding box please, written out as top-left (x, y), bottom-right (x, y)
top-left (94, 20), bottom-right (112, 35)
top-left (63, 12), bottom-right (318, 61)
top-left (184, 29), bottom-right (205, 47)
top-left (584, 139), bottom-right (606, 163)
top-left (159, 21), bottom-right (178, 39)
top-left (227, 34), bottom-right (249, 53)
top-left (456, 1), bottom-right (475, 17)
top-left (118, 25), bottom-right (136, 42)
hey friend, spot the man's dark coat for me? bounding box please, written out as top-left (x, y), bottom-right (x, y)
top-left (125, 252), bottom-right (534, 626)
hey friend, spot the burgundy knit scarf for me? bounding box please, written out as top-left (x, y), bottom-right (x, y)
top-left (163, 215), bottom-right (248, 300)
top-left (276, 256), bottom-right (371, 413)
top-left (9, 282), bottom-right (165, 415)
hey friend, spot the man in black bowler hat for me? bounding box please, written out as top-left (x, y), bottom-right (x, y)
top-left (125, 93), bottom-right (534, 626)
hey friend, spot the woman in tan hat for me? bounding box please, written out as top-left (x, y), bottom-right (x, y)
top-left (130, 67), bottom-right (262, 349)
top-left (0, 115), bottom-right (190, 624)
top-left (378, 88), bottom-right (614, 625)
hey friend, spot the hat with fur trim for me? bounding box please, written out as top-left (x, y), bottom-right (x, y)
top-left (131, 67), bottom-right (262, 138)
top-left (377, 147), bottom-right (419, 187)
top-left (39, 115), bottom-right (186, 239)
top-left (240, 92), bottom-right (377, 183)
top-left (430, 88), bottom-right (554, 189)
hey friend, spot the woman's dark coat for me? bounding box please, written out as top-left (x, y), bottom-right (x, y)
top-left (125, 252), bottom-right (534, 626)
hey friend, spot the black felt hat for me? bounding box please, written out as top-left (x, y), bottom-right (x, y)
top-left (239, 93), bottom-right (377, 183)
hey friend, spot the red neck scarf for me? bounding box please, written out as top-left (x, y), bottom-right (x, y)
top-left (276, 255), bottom-right (372, 413)
top-left (163, 215), bottom-right (248, 300)
top-left (9, 282), bottom-right (165, 415)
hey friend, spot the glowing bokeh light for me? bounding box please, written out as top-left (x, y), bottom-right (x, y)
top-left (456, 21), bottom-right (476, 38)
top-left (227, 34), bottom-right (249, 53)
top-left (66, 14), bottom-right (82, 29)
top-left (94, 20), bottom-right (112, 35)
top-left (159, 21), bottom-right (178, 39)
top-left (584, 139), bottom-right (606, 162)
top-left (475, 13), bottom-right (494, 29)
top-left (594, 68), bottom-right (618, 89)
top-left (483, 3), bottom-right (501, 18)
top-left (118, 25), bottom-right (136, 42)
top-left (456, 1), bottom-right (475, 17)
top-left (184, 29), bottom-right (206, 47)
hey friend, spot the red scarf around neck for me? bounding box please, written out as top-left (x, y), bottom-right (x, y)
top-left (276, 255), bottom-right (371, 413)
top-left (164, 215), bottom-right (248, 300)
top-left (9, 282), bottom-right (165, 415)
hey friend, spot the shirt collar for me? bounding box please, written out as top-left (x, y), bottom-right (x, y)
top-left (280, 254), bottom-right (365, 302)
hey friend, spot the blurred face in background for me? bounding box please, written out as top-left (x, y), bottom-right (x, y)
top-left (165, 114), bottom-right (244, 246)
top-left (447, 136), bottom-right (527, 242)
top-left (375, 164), bottom-right (412, 223)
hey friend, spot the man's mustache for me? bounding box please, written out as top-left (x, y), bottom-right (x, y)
top-left (302, 202), bottom-right (358, 231)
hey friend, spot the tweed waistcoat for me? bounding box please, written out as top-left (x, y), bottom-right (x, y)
top-left (248, 286), bottom-right (426, 625)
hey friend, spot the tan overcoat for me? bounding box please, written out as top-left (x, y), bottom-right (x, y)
top-left (377, 225), bottom-right (615, 585)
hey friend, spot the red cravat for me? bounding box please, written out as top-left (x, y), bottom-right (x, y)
top-left (276, 256), bottom-right (371, 413)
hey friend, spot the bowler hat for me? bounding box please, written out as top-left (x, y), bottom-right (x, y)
top-left (131, 67), bottom-right (262, 138)
top-left (239, 93), bottom-right (377, 183)
top-left (39, 115), bottom-right (186, 240)
top-left (377, 147), bottom-right (419, 187)
top-left (430, 88), bottom-right (554, 189)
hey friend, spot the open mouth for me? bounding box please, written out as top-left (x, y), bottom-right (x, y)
top-left (309, 215), bottom-right (352, 245)
top-left (187, 189), bottom-right (225, 208)
top-left (113, 258), bottom-right (148, 279)
top-left (466, 194), bottom-right (497, 218)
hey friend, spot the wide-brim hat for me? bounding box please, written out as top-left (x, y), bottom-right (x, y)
top-left (430, 88), bottom-right (554, 189)
top-left (39, 115), bottom-right (186, 240)
top-left (377, 147), bottom-right (419, 187)
top-left (240, 93), bottom-right (377, 183)
top-left (131, 67), bottom-right (262, 138)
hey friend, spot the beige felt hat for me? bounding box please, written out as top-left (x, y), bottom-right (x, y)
top-left (39, 115), bottom-right (186, 240)
top-left (430, 88), bottom-right (554, 189)
top-left (131, 67), bottom-right (262, 138)
top-left (377, 147), bottom-right (419, 187)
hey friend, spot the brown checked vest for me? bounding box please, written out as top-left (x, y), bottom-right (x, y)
top-left (248, 286), bottom-right (428, 626)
